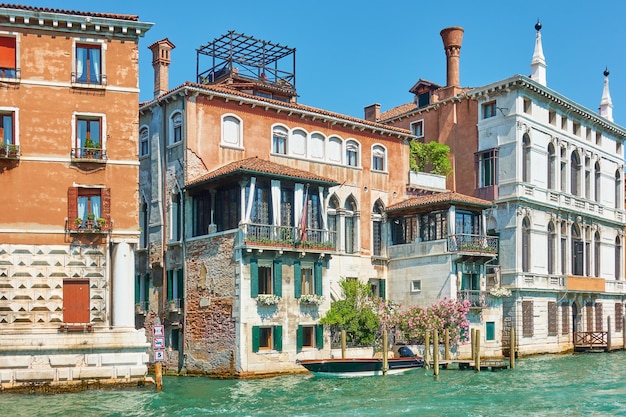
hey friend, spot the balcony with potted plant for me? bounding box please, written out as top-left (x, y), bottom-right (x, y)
top-left (71, 138), bottom-right (107, 163)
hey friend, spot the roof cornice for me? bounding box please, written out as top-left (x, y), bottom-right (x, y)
top-left (0, 5), bottom-right (153, 38)
top-left (140, 83), bottom-right (414, 140)
top-left (469, 75), bottom-right (626, 139)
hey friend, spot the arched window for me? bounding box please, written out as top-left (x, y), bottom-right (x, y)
top-left (570, 151), bottom-right (581, 196)
top-left (585, 157), bottom-right (591, 199)
top-left (169, 112), bottom-right (183, 146)
top-left (344, 196), bottom-right (358, 254)
top-left (615, 169), bottom-right (622, 209)
top-left (221, 114), bottom-right (242, 148)
top-left (560, 147), bottom-right (568, 192)
top-left (372, 145), bottom-right (386, 172)
top-left (346, 140), bottom-right (360, 167)
top-left (522, 217), bottom-right (531, 272)
top-left (272, 125), bottom-right (288, 155)
top-left (547, 222), bottom-right (556, 275)
top-left (595, 162), bottom-right (601, 202)
top-left (615, 236), bottom-right (622, 280)
top-left (328, 136), bottom-right (343, 164)
top-left (547, 143), bottom-right (556, 190)
top-left (310, 132), bottom-right (325, 159)
top-left (522, 134), bottom-right (531, 183)
top-left (139, 126), bottom-right (149, 157)
top-left (372, 200), bottom-right (384, 256)
top-left (327, 195), bottom-right (340, 250)
top-left (290, 128), bottom-right (307, 157)
top-left (571, 224), bottom-right (583, 276)
top-left (560, 223), bottom-right (567, 274)
top-left (595, 231), bottom-right (601, 278)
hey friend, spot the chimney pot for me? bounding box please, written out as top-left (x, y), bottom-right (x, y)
top-left (440, 27), bottom-right (464, 87)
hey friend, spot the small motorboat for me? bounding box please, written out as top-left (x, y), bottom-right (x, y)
top-left (297, 346), bottom-right (424, 378)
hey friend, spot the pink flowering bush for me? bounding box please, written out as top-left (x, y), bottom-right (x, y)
top-left (393, 298), bottom-right (471, 348)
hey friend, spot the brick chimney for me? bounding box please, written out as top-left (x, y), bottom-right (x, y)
top-left (364, 103), bottom-right (380, 122)
top-left (148, 38), bottom-right (175, 99)
top-left (440, 27), bottom-right (464, 87)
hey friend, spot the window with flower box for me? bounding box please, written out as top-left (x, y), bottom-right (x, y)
top-left (67, 187), bottom-right (110, 232)
top-left (294, 260), bottom-right (322, 298)
top-left (297, 324), bottom-right (324, 350)
top-left (252, 325), bottom-right (282, 352)
top-left (250, 258), bottom-right (282, 297)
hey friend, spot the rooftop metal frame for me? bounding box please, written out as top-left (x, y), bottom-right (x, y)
top-left (196, 31), bottom-right (296, 88)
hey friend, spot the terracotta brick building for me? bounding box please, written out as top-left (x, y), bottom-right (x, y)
top-left (0, 5), bottom-right (152, 391)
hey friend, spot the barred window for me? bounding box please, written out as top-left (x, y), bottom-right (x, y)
top-left (586, 302), bottom-right (594, 332)
top-left (594, 303), bottom-right (603, 332)
top-left (522, 300), bottom-right (534, 337)
top-left (548, 301), bottom-right (557, 336)
top-left (616, 303), bottom-right (623, 333)
top-left (561, 302), bottom-right (570, 335)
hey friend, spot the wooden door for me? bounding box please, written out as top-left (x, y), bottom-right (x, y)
top-left (63, 279), bottom-right (90, 323)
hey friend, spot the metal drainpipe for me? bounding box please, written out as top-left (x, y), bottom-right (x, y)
top-left (179, 95), bottom-right (186, 368)
top-left (159, 98), bottom-right (167, 318)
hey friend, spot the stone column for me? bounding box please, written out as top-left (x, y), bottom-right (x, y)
top-left (112, 241), bottom-right (135, 328)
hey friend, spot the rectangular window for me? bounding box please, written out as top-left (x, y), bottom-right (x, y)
top-left (301, 267), bottom-right (314, 295)
top-left (477, 149), bottom-right (498, 187)
top-left (486, 322), bottom-right (495, 341)
top-left (411, 120), bottom-right (424, 138)
top-left (297, 324), bottom-right (324, 350)
top-left (573, 122), bottom-right (580, 136)
top-left (0, 111), bottom-right (14, 145)
top-left (75, 116), bottom-right (102, 159)
top-left (549, 110), bottom-right (556, 125)
top-left (482, 101), bottom-right (496, 119)
top-left (166, 269), bottom-right (184, 312)
top-left (417, 92), bottom-right (430, 108)
top-left (258, 265), bottom-right (273, 295)
top-left (252, 325), bottom-right (282, 352)
top-left (615, 303), bottom-right (623, 332)
top-left (170, 193), bottom-right (181, 242)
top-left (594, 303), bottom-right (603, 332)
top-left (273, 131), bottom-right (287, 155)
top-left (523, 98), bottom-right (532, 114)
top-left (135, 273), bottom-right (150, 312)
top-left (172, 114), bottom-right (182, 145)
top-left (0, 36), bottom-right (17, 79)
top-left (561, 116), bottom-right (568, 131)
top-left (68, 187), bottom-right (110, 231)
top-left (548, 301), bottom-right (558, 336)
top-left (561, 302), bottom-right (570, 335)
top-left (75, 44), bottom-right (102, 85)
top-left (596, 132), bottom-right (602, 145)
top-left (522, 300), bottom-right (534, 337)
top-left (411, 280), bottom-right (421, 293)
top-left (420, 211), bottom-right (447, 242)
top-left (251, 259), bottom-right (282, 298)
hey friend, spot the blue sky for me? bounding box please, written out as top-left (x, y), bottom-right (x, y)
top-left (31, 1), bottom-right (626, 125)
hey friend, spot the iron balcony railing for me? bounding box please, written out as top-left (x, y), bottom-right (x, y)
top-left (71, 147), bottom-right (108, 161)
top-left (457, 290), bottom-right (489, 308)
top-left (243, 223), bottom-right (336, 251)
top-left (448, 234), bottom-right (498, 254)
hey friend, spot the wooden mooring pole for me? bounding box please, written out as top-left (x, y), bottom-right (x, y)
top-left (155, 362), bottom-right (163, 392)
top-left (623, 315), bottom-right (626, 350)
top-left (341, 330), bottom-right (346, 359)
top-left (606, 316), bottom-right (612, 352)
top-left (444, 328), bottom-right (450, 360)
top-left (510, 328), bottom-right (516, 369)
top-left (470, 328), bottom-right (475, 364)
top-left (433, 330), bottom-right (439, 377)
top-left (474, 329), bottom-right (481, 372)
top-left (382, 329), bottom-right (389, 375)
top-left (424, 332), bottom-right (430, 369)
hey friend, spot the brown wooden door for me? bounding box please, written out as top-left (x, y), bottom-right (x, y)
top-left (63, 279), bottom-right (90, 323)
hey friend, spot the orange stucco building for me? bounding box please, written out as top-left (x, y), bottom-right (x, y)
top-left (0, 5), bottom-right (152, 391)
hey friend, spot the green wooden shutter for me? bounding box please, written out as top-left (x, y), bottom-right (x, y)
top-left (379, 279), bottom-right (386, 299)
top-left (250, 258), bottom-right (259, 298)
top-left (314, 261), bottom-right (322, 296)
top-left (145, 274), bottom-right (150, 303)
top-left (274, 325), bottom-right (283, 351)
top-left (166, 270), bottom-right (173, 300)
top-left (486, 322), bottom-right (495, 341)
top-left (296, 325), bottom-right (303, 351)
top-left (273, 259), bottom-right (282, 297)
top-left (134, 275), bottom-right (140, 303)
top-left (177, 269), bottom-right (184, 298)
top-left (252, 326), bottom-right (260, 352)
top-left (294, 261), bottom-right (301, 298)
top-left (316, 324), bottom-right (324, 349)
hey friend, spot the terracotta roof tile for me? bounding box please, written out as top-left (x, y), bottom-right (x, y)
top-left (142, 82), bottom-right (413, 137)
top-left (0, 3), bottom-right (139, 21)
top-left (187, 157), bottom-right (340, 188)
top-left (379, 102), bottom-right (416, 121)
top-left (386, 192), bottom-right (493, 212)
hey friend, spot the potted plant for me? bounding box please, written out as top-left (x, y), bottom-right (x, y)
top-left (83, 138), bottom-right (99, 158)
top-left (299, 294), bottom-right (324, 306)
top-left (96, 217), bottom-right (106, 230)
top-left (74, 217), bottom-right (83, 228)
top-left (255, 294), bottom-right (281, 306)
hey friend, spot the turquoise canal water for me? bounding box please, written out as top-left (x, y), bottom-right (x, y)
top-left (1, 352), bottom-right (626, 416)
